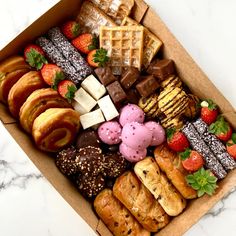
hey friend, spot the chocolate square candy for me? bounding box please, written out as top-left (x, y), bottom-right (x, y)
top-left (147, 59), bottom-right (175, 81)
top-left (94, 67), bottom-right (117, 86)
top-left (136, 75), bottom-right (160, 97)
top-left (120, 67), bottom-right (140, 90)
top-left (106, 81), bottom-right (127, 105)
top-left (126, 88), bottom-right (140, 105)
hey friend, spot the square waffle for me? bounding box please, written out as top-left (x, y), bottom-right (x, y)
top-left (76, 1), bottom-right (116, 36)
top-left (121, 16), bottom-right (162, 68)
top-left (100, 25), bottom-right (144, 75)
top-left (89, 0), bottom-right (134, 25)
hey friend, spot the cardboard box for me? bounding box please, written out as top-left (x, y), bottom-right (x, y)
top-left (0, 0), bottom-right (236, 235)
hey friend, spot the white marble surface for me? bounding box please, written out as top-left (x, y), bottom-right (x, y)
top-left (0, 0), bottom-right (236, 236)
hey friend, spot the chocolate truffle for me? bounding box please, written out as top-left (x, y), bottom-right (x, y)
top-left (76, 130), bottom-right (100, 149)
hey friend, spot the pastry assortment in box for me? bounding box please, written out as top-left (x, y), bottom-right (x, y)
top-left (0, 0), bottom-right (236, 235)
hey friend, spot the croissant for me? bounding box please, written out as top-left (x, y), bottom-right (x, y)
top-left (32, 108), bottom-right (80, 152)
top-left (8, 71), bottom-right (46, 117)
top-left (19, 88), bottom-right (72, 133)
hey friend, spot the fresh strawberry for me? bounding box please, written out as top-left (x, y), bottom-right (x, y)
top-left (61, 21), bottom-right (80, 40)
top-left (58, 80), bottom-right (77, 102)
top-left (209, 116), bottom-right (232, 142)
top-left (72, 33), bottom-right (98, 54)
top-left (41, 64), bottom-right (64, 89)
top-left (200, 99), bottom-right (218, 125)
top-left (180, 148), bottom-right (204, 172)
top-left (226, 133), bottom-right (236, 159)
top-left (87, 48), bottom-right (109, 67)
top-left (24, 44), bottom-right (48, 70)
top-left (167, 128), bottom-right (190, 152)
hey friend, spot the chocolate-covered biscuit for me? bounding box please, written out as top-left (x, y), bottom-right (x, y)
top-left (75, 173), bottom-right (105, 198)
top-left (106, 81), bottom-right (127, 105)
top-left (120, 67), bottom-right (140, 90)
top-left (136, 75), bottom-right (160, 97)
top-left (76, 130), bottom-right (100, 149)
top-left (55, 146), bottom-right (79, 177)
top-left (103, 152), bottom-right (129, 178)
top-left (94, 67), bottom-right (117, 86)
top-left (76, 146), bottom-right (105, 176)
top-left (147, 59), bottom-right (175, 81)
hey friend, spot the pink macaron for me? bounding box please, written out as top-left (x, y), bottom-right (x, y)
top-left (98, 121), bottom-right (122, 145)
top-left (121, 121), bottom-right (152, 150)
top-left (145, 121), bottom-right (166, 146)
top-left (119, 142), bottom-right (147, 162)
top-left (119, 104), bottom-right (145, 127)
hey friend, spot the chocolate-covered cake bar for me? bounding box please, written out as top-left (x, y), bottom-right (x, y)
top-left (193, 118), bottom-right (236, 170)
top-left (182, 122), bottom-right (227, 179)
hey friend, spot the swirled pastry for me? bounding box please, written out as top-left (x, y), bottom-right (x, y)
top-left (0, 56), bottom-right (30, 103)
top-left (8, 71), bottom-right (46, 117)
top-left (32, 108), bottom-right (80, 152)
top-left (19, 88), bottom-right (71, 133)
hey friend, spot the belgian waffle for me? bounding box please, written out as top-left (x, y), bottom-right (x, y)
top-left (121, 16), bottom-right (162, 68)
top-left (76, 1), bottom-right (116, 36)
top-left (100, 25), bottom-right (144, 75)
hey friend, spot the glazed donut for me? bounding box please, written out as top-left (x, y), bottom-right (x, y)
top-left (8, 71), bottom-right (46, 118)
top-left (19, 88), bottom-right (72, 133)
top-left (0, 56), bottom-right (30, 103)
top-left (32, 108), bottom-right (81, 152)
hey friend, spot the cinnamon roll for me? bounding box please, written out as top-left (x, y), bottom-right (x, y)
top-left (19, 88), bottom-right (71, 133)
top-left (32, 108), bottom-right (81, 152)
top-left (8, 71), bottom-right (46, 118)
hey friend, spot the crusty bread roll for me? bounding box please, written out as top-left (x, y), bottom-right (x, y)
top-left (113, 171), bottom-right (169, 232)
top-left (8, 71), bottom-right (46, 117)
top-left (0, 56), bottom-right (30, 103)
top-left (94, 189), bottom-right (150, 236)
top-left (32, 108), bottom-right (80, 152)
top-left (154, 144), bottom-right (197, 199)
top-left (134, 157), bottom-right (186, 216)
top-left (19, 88), bottom-right (71, 133)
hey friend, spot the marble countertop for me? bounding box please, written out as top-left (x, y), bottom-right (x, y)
top-left (0, 0), bottom-right (236, 235)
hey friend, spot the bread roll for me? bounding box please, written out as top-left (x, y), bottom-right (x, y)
top-left (19, 88), bottom-right (71, 133)
top-left (32, 108), bottom-right (80, 152)
top-left (94, 189), bottom-right (150, 236)
top-left (154, 144), bottom-right (197, 199)
top-left (113, 171), bottom-right (169, 232)
top-left (8, 71), bottom-right (46, 117)
top-left (134, 157), bottom-right (186, 216)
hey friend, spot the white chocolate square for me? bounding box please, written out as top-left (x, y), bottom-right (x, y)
top-left (81, 74), bottom-right (106, 100)
top-left (80, 109), bottom-right (105, 129)
top-left (98, 95), bottom-right (119, 121)
top-left (73, 87), bottom-right (97, 114)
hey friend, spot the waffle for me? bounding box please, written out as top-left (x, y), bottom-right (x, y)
top-left (89, 0), bottom-right (134, 25)
top-left (121, 16), bottom-right (162, 68)
top-left (100, 25), bottom-right (144, 75)
top-left (76, 1), bottom-right (116, 36)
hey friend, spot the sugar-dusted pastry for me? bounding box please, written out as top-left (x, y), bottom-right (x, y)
top-left (79, 109), bottom-right (105, 129)
top-left (76, 1), bottom-right (116, 36)
top-left (90, 0), bottom-right (134, 25)
top-left (154, 144), bottom-right (197, 199)
top-left (0, 56), bottom-right (30, 103)
top-left (19, 88), bottom-right (71, 133)
top-left (94, 189), bottom-right (150, 236)
top-left (32, 108), bottom-right (80, 152)
top-left (100, 25), bottom-right (144, 75)
top-left (81, 74), bottom-right (106, 100)
top-left (8, 71), bottom-right (46, 118)
top-left (113, 171), bottom-right (169, 232)
top-left (121, 16), bottom-right (162, 68)
top-left (134, 157), bottom-right (186, 216)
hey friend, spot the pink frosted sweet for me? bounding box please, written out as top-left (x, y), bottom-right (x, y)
top-left (98, 121), bottom-right (122, 145)
top-left (144, 121), bottom-right (166, 146)
top-left (119, 104), bottom-right (145, 127)
top-left (121, 122), bottom-right (152, 150)
top-left (119, 142), bottom-right (147, 163)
